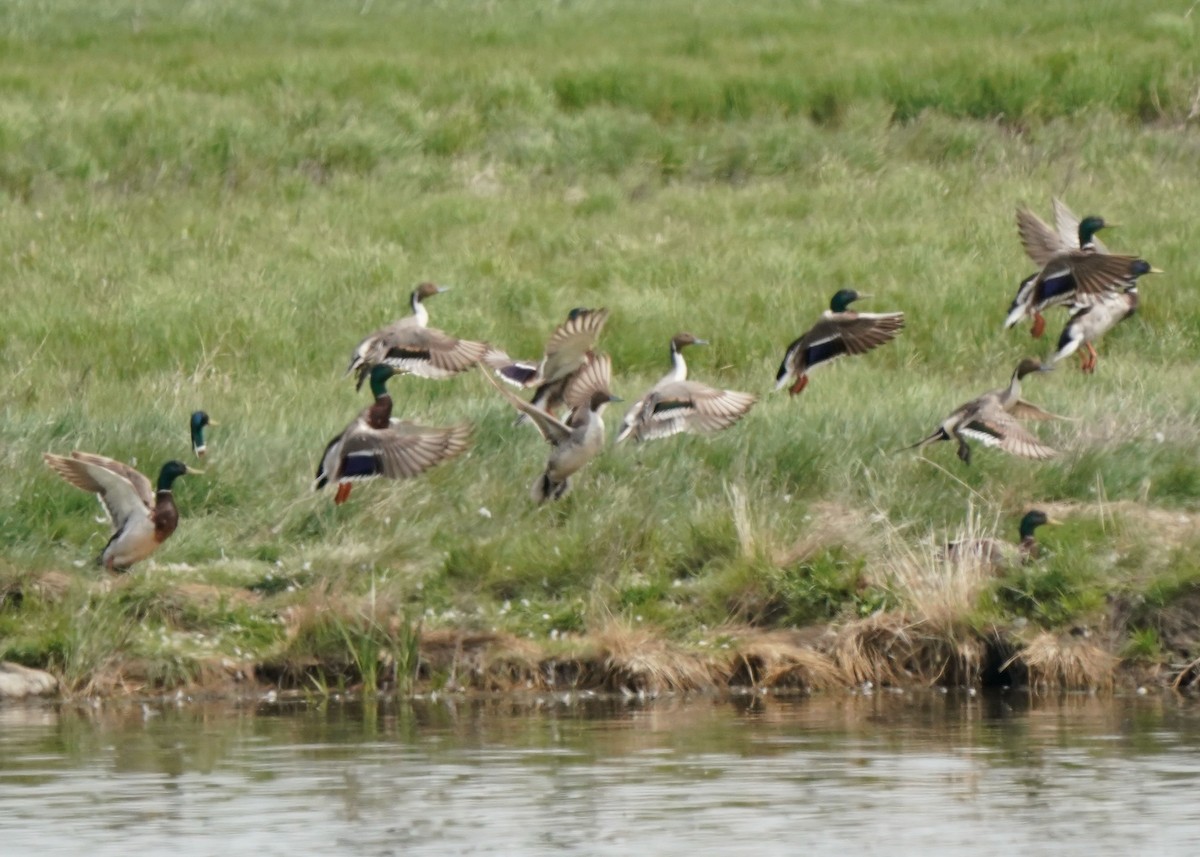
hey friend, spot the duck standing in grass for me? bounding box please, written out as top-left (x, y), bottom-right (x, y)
top-left (1048, 285), bottom-right (1139, 373)
top-left (616, 333), bottom-right (756, 443)
top-left (484, 352), bottom-right (619, 503)
top-left (316, 364), bottom-right (471, 505)
top-left (483, 307), bottom-right (610, 418)
top-left (190, 411), bottom-right (217, 458)
top-left (944, 510), bottom-right (1061, 568)
top-left (43, 453), bottom-right (202, 571)
top-left (774, 290), bottom-right (904, 396)
top-left (1006, 201), bottom-right (1159, 337)
top-left (345, 282), bottom-right (489, 391)
top-left (904, 359), bottom-right (1063, 465)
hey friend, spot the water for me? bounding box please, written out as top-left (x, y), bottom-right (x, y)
top-left (3, 690), bottom-right (1200, 856)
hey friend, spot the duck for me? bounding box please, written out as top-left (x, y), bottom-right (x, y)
top-left (345, 282), bottom-right (489, 390)
top-left (1006, 202), bottom-right (1159, 337)
top-left (190, 411), bottom-right (217, 458)
top-left (483, 307), bottom-right (610, 418)
top-left (904, 358), bottom-right (1064, 465)
top-left (315, 364), bottom-right (471, 505)
top-left (944, 509), bottom-right (1061, 568)
top-left (774, 290), bottom-right (904, 395)
top-left (616, 333), bottom-right (756, 443)
top-left (43, 453), bottom-right (202, 571)
top-left (1048, 286), bottom-right (1139, 373)
top-left (483, 352), bottom-right (619, 503)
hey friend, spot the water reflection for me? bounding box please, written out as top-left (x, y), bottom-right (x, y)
top-left (3, 691), bottom-right (1199, 856)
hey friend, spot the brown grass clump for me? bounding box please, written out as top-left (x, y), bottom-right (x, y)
top-left (727, 629), bottom-right (846, 691)
top-left (583, 626), bottom-right (722, 694)
top-left (417, 629), bottom-right (545, 692)
top-left (833, 612), bottom-right (984, 687)
top-left (1007, 632), bottom-right (1117, 691)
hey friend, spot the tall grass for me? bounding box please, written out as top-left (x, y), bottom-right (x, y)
top-left (2, 0), bottom-right (1199, 689)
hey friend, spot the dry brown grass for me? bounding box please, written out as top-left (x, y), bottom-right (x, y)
top-left (584, 625), bottom-right (723, 693)
top-left (1007, 632), bottom-right (1118, 691)
top-left (726, 628), bottom-right (847, 691)
top-left (418, 629), bottom-right (545, 692)
top-left (833, 612), bottom-right (984, 688)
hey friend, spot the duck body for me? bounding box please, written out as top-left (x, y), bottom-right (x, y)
top-left (1049, 287), bottom-right (1138, 373)
top-left (316, 365), bottom-right (471, 504)
top-left (617, 333), bottom-right (756, 443)
top-left (484, 352), bottom-right (617, 502)
top-left (905, 359), bottom-right (1062, 465)
top-left (190, 411), bottom-right (217, 458)
top-left (775, 290), bottom-right (904, 396)
top-left (43, 453), bottom-right (199, 571)
top-left (944, 510), bottom-right (1060, 569)
top-left (346, 283), bottom-right (488, 390)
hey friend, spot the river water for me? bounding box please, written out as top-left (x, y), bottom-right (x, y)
top-left (2, 690), bottom-right (1199, 856)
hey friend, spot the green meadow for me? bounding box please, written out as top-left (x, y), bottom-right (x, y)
top-left (2, 0), bottom-right (1199, 694)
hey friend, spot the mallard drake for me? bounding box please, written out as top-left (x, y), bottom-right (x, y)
top-left (944, 510), bottom-right (1061, 568)
top-left (316, 364), bottom-right (471, 505)
top-left (904, 359), bottom-right (1064, 465)
top-left (616, 333), bottom-right (756, 443)
top-left (484, 352), bottom-right (619, 503)
top-left (345, 282), bottom-right (489, 390)
top-left (43, 453), bottom-right (201, 571)
top-left (190, 411), bottom-right (217, 458)
top-left (774, 290), bottom-right (904, 395)
top-left (1048, 286), bottom-right (1139, 373)
top-left (1007, 202), bottom-right (1159, 337)
top-left (483, 307), bottom-right (610, 417)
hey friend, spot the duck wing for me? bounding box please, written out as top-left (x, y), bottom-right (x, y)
top-left (1008, 398), bottom-right (1070, 421)
top-left (959, 409), bottom-right (1058, 460)
top-left (1017, 204), bottom-right (1070, 267)
top-left (561, 352), bottom-right (613, 411)
top-left (44, 452), bottom-right (154, 530)
top-left (780, 312), bottom-right (905, 375)
top-left (538, 308), bottom-right (609, 384)
top-left (623, 381), bottom-right (756, 442)
top-left (354, 325), bottom-right (488, 388)
top-left (331, 415), bottom-right (471, 481)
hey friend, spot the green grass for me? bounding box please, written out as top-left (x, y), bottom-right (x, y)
top-left (2, 0), bottom-right (1199, 691)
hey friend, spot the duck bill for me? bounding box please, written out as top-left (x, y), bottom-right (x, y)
top-left (207, 419), bottom-right (220, 427)
top-left (1046, 516), bottom-right (1063, 526)
top-left (185, 465), bottom-right (205, 476)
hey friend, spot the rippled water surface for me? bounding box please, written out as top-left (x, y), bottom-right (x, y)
top-left (3, 691), bottom-right (1200, 856)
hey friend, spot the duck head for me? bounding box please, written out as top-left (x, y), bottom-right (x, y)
top-left (190, 410), bottom-right (217, 458)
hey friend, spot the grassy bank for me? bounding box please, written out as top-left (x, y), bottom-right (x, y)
top-left (2, 0), bottom-right (1200, 697)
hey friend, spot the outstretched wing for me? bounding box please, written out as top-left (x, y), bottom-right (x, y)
top-left (562, 352), bottom-right (613, 412)
top-left (959, 410), bottom-right (1058, 460)
top-left (354, 325), bottom-right (488, 388)
top-left (334, 417), bottom-right (471, 481)
top-left (538, 308), bottom-right (609, 384)
top-left (619, 381), bottom-right (755, 443)
top-left (1017, 204), bottom-right (1069, 267)
top-left (44, 452), bottom-right (154, 530)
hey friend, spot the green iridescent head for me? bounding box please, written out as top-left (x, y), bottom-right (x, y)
top-left (156, 460), bottom-right (201, 492)
top-left (368, 364), bottom-right (397, 399)
top-left (190, 411), bottom-right (215, 458)
top-left (829, 289), bottom-right (866, 313)
top-left (1018, 509), bottom-right (1059, 539)
top-left (1077, 215), bottom-right (1108, 247)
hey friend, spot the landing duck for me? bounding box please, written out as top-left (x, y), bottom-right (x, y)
top-left (190, 411), bottom-right (217, 458)
top-left (484, 307), bottom-right (610, 417)
top-left (616, 333), bottom-right (756, 443)
top-left (43, 453), bottom-right (201, 571)
top-left (944, 509), bottom-right (1061, 568)
top-left (774, 290), bottom-right (904, 396)
top-left (346, 282), bottom-right (489, 390)
top-left (1007, 202), bottom-right (1159, 337)
top-left (316, 364), bottom-right (471, 505)
top-left (904, 359), bottom-right (1064, 465)
top-left (484, 352), bottom-right (618, 503)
